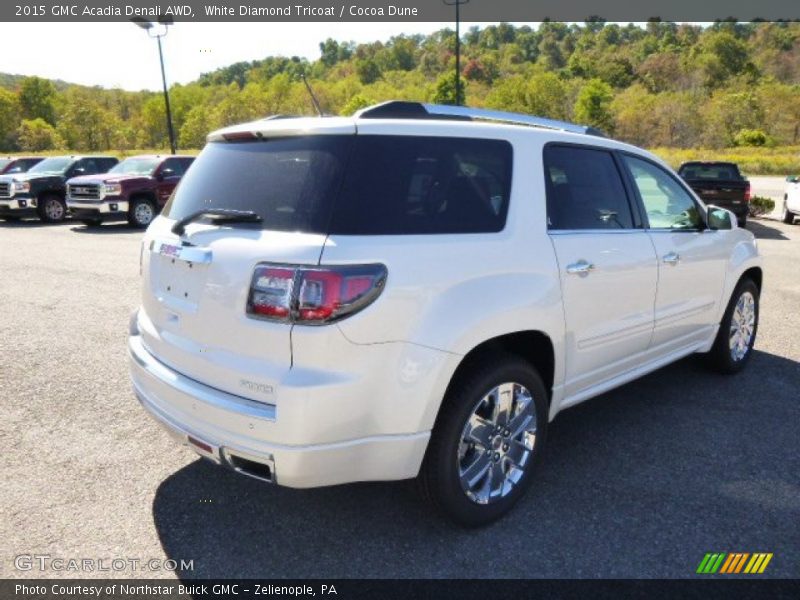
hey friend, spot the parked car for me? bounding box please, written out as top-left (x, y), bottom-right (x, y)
top-left (0, 156), bottom-right (43, 175)
top-left (67, 155), bottom-right (195, 228)
top-left (129, 101), bottom-right (763, 526)
top-left (0, 155), bottom-right (118, 222)
top-left (782, 174), bottom-right (799, 224)
top-left (677, 161), bottom-right (751, 227)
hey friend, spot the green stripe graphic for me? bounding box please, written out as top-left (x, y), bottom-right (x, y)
top-left (697, 554), bottom-right (713, 573)
top-left (709, 553), bottom-right (726, 573)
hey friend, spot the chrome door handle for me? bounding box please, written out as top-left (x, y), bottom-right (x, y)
top-left (566, 260), bottom-right (595, 275)
top-left (662, 252), bottom-right (681, 265)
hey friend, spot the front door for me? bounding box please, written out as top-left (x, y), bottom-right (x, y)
top-left (620, 154), bottom-right (729, 349)
top-left (544, 144), bottom-right (658, 399)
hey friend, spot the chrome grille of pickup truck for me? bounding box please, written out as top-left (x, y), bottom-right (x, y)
top-left (0, 182), bottom-right (11, 198)
top-left (68, 184), bottom-right (102, 200)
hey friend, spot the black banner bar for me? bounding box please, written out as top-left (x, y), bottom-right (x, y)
top-left (2, 0), bottom-right (800, 22)
top-left (3, 579), bottom-right (800, 600)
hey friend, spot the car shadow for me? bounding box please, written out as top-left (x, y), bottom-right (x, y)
top-left (0, 218), bottom-right (69, 228)
top-left (747, 219), bottom-right (790, 240)
top-left (151, 349), bottom-right (800, 579)
top-left (69, 223), bottom-right (143, 234)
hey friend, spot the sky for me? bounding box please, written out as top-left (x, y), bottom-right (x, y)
top-left (0, 22), bottom-right (473, 91)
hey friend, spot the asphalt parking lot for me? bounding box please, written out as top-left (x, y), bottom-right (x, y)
top-left (1, 216), bottom-right (798, 580)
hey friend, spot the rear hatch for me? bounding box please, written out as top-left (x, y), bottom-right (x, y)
top-left (139, 120), bottom-right (355, 400)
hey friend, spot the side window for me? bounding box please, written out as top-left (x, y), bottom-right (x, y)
top-left (80, 159), bottom-right (101, 174)
top-left (623, 155), bottom-right (703, 230)
top-left (180, 158), bottom-right (194, 173)
top-left (161, 158), bottom-right (186, 177)
top-left (332, 136), bottom-right (512, 235)
top-left (544, 145), bottom-right (634, 230)
top-left (101, 158), bottom-right (118, 172)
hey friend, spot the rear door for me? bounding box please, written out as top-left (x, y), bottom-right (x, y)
top-left (545, 144), bottom-right (658, 399)
top-left (139, 130), bottom-right (354, 401)
top-left (622, 154), bottom-right (729, 348)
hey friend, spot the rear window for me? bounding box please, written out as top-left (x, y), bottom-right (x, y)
top-left (331, 135), bottom-right (512, 234)
top-left (163, 136), bottom-right (352, 234)
top-left (163, 134), bottom-right (512, 235)
top-left (678, 163), bottom-right (741, 180)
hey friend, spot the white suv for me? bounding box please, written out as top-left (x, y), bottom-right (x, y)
top-left (129, 101), bottom-right (762, 526)
top-left (783, 174), bottom-right (799, 224)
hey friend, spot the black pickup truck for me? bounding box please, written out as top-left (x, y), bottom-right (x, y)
top-left (677, 161), bottom-right (751, 227)
top-left (0, 155), bottom-right (118, 222)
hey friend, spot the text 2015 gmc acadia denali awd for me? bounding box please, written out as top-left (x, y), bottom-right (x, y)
top-left (129, 102), bottom-right (762, 526)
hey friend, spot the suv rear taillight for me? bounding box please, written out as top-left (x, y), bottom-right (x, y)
top-left (247, 264), bottom-right (387, 325)
top-left (745, 182), bottom-right (751, 202)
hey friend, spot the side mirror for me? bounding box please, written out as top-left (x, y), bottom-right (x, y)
top-left (786, 175), bottom-right (799, 183)
top-left (71, 167), bottom-right (86, 176)
top-left (157, 168), bottom-right (174, 181)
top-left (707, 205), bottom-right (735, 230)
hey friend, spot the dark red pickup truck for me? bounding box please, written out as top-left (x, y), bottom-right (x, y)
top-left (677, 161), bottom-right (751, 227)
top-left (66, 154), bottom-right (194, 228)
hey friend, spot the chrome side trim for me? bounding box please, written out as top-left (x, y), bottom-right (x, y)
top-left (129, 335), bottom-right (276, 421)
top-left (548, 229), bottom-right (647, 235)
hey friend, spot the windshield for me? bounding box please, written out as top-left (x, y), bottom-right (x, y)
top-left (29, 157), bottom-right (73, 174)
top-left (163, 137), bottom-right (352, 234)
top-left (679, 163), bottom-right (741, 180)
top-left (109, 157), bottom-right (160, 176)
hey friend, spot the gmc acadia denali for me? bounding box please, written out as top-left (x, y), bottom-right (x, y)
top-left (129, 102), bottom-right (762, 526)
top-left (67, 155), bottom-right (195, 228)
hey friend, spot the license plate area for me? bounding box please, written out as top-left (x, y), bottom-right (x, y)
top-left (155, 254), bottom-right (207, 310)
top-left (151, 241), bottom-right (212, 312)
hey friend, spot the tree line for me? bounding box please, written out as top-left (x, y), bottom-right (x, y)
top-left (1, 20), bottom-right (799, 153)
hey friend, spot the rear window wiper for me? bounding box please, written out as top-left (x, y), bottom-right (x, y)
top-left (171, 209), bottom-right (262, 236)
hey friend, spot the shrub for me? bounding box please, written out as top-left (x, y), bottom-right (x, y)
top-left (749, 195), bottom-right (775, 217)
top-left (734, 129), bottom-right (768, 147)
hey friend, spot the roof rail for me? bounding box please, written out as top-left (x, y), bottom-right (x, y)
top-left (355, 101), bottom-right (604, 137)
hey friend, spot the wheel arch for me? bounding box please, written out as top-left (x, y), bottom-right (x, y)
top-left (431, 331), bottom-right (556, 432)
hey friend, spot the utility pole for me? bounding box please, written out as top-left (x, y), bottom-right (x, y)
top-left (132, 16), bottom-right (177, 154)
top-left (443, 0), bottom-right (469, 106)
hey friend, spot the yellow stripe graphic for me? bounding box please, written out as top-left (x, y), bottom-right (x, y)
top-left (750, 554), bottom-right (766, 573)
top-left (744, 554), bottom-right (759, 573)
top-left (758, 553), bottom-right (773, 573)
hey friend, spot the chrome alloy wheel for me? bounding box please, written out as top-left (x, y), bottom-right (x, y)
top-left (45, 198), bottom-right (64, 221)
top-left (729, 291), bottom-right (756, 362)
top-left (135, 202), bottom-right (154, 226)
top-left (457, 382), bottom-right (537, 505)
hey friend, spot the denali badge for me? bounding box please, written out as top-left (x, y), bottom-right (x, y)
top-left (240, 379), bottom-right (274, 395)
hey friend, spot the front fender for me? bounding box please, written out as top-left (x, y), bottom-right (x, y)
top-left (716, 232), bottom-right (762, 323)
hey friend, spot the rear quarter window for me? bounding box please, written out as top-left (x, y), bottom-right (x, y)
top-left (331, 135), bottom-right (513, 235)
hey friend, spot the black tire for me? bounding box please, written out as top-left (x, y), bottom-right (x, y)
top-left (81, 219), bottom-right (103, 227)
top-left (782, 201), bottom-right (795, 224)
top-left (128, 198), bottom-right (155, 229)
top-left (706, 278), bottom-right (759, 374)
top-left (37, 193), bottom-right (67, 223)
top-left (419, 354), bottom-right (548, 527)
top-left (737, 216), bottom-right (747, 228)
